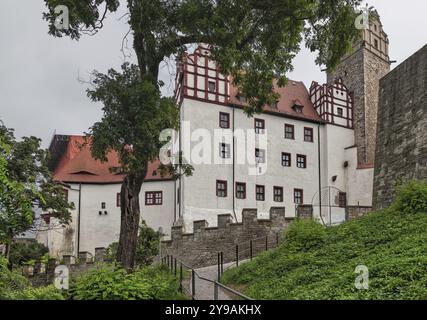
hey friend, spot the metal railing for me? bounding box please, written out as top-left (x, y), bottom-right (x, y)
top-left (161, 254), bottom-right (253, 300)
top-left (161, 233), bottom-right (282, 300)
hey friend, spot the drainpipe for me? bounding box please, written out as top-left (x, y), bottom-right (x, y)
top-left (77, 183), bottom-right (82, 255)
top-left (318, 124), bottom-right (322, 220)
top-left (232, 105), bottom-right (237, 222)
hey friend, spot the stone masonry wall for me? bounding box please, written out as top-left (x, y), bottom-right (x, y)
top-left (373, 44), bottom-right (427, 210)
top-left (345, 206), bottom-right (372, 221)
top-left (161, 206), bottom-right (313, 268)
top-left (328, 46), bottom-right (390, 165)
top-left (22, 248), bottom-right (107, 287)
top-left (327, 46), bottom-right (366, 163)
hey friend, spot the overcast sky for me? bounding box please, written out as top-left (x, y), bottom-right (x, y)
top-left (0, 1), bottom-right (426, 147)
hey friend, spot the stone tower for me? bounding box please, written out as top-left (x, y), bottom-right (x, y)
top-left (327, 11), bottom-right (391, 164)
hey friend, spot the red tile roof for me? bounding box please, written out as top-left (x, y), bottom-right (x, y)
top-left (228, 79), bottom-right (324, 123)
top-left (51, 135), bottom-right (172, 184)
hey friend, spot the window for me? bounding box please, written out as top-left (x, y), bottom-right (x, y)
top-left (273, 187), bottom-right (283, 202)
top-left (255, 148), bottom-right (265, 163)
top-left (219, 112), bottom-right (230, 129)
top-left (292, 105), bottom-right (303, 113)
top-left (338, 192), bottom-right (347, 208)
top-left (101, 202), bottom-right (106, 209)
top-left (281, 152), bottom-right (291, 167)
top-left (304, 127), bottom-right (314, 142)
top-left (145, 191), bottom-right (163, 205)
top-left (208, 81), bottom-right (216, 92)
top-left (294, 189), bottom-right (303, 204)
top-left (374, 39), bottom-right (379, 49)
top-left (236, 182), bottom-right (246, 199)
top-left (254, 118), bottom-right (265, 134)
top-left (116, 193), bottom-right (121, 207)
top-left (256, 185), bottom-right (265, 201)
top-left (284, 124), bottom-right (295, 139)
top-left (216, 180), bottom-right (227, 197)
top-left (337, 107), bottom-right (343, 117)
top-left (220, 143), bottom-right (231, 159)
top-left (297, 154), bottom-right (307, 168)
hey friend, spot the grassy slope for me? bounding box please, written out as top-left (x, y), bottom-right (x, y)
top-left (221, 209), bottom-right (427, 299)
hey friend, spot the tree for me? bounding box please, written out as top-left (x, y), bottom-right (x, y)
top-left (0, 121), bottom-right (73, 262)
top-left (43, 0), bottom-right (364, 270)
top-left (106, 222), bottom-right (161, 266)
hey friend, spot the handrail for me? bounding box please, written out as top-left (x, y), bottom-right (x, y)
top-left (162, 254), bottom-right (253, 300)
top-left (214, 281), bottom-right (253, 300)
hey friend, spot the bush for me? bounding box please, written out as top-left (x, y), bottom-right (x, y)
top-left (0, 256), bottom-right (29, 299)
top-left (392, 179), bottom-right (427, 215)
top-left (1, 255), bottom-right (64, 300)
top-left (7, 285), bottom-right (64, 300)
top-left (68, 264), bottom-right (185, 300)
top-left (9, 241), bottom-right (49, 267)
top-left (284, 219), bottom-right (326, 252)
top-left (106, 222), bottom-right (160, 266)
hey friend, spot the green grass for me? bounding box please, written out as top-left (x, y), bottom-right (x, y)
top-left (221, 181), bottom-right (427, 300)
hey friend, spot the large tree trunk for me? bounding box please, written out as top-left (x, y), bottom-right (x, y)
top-left (116, 168), bottom-right (147, 271)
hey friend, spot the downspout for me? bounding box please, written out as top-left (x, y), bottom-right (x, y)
top-left (318, 123), bottom-right (325, 225)
top-left (232, 105), bottom-right (237, 222)
top-left (76, 183), bottom-right (82, 256)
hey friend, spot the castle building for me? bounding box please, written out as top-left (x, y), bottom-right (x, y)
top-left (36, 135), bottom-right (176, 258)
top-left (327, 11), bottom-right (391, 165)
top-left (173, 45), bottom-right (373, 233)
top-left (38, 15), bottom-right (391, 257)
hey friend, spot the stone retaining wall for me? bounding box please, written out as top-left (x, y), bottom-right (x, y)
top-left (161, 206), bottom-right (313, 268)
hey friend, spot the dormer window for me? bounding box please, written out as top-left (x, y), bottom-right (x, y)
top-left (269, 101), bottom-right (278, 109)
top-left (292, 105), bottom-right (304, 113)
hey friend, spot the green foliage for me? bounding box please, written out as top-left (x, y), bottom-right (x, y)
top-left (392, 179), bottom-right (427, 215)
top-left (1, 255), bottom-right (63, 300)
top-left (107, 222), bottom-right (160, 266)
top-left (68, 264), bottom-right (185, 300)
top-left (284, 219), bottom-right (326, 252)
top-left (221, 181), bottom-right (427, 300)
top-left (7, 285), bottom-right (64, 300)
top-left (0, 256), bottom-right (30, 299)
top-left (87, 64), bottom-right (183, 174)
top-left (43, 0), bottom-right (364, 114)
top-left (0, 120), bottom-right (73, 244)
top-left (9, 241), bottom-right (49, 267)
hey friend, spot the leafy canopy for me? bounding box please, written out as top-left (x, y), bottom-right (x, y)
top-left (44, 0), bottom-right (363, 115)
top-left (87, 63), bottom-right (183, 173)
top-left (0, 121), bottom-right (73, 243)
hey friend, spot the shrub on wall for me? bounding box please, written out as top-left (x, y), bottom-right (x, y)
top-left (392, 179), bottom-right (427, 215)
top-left (9, 241), bottom-right (49, 267)
top-left (106, 222), bottom-right (160, 266)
